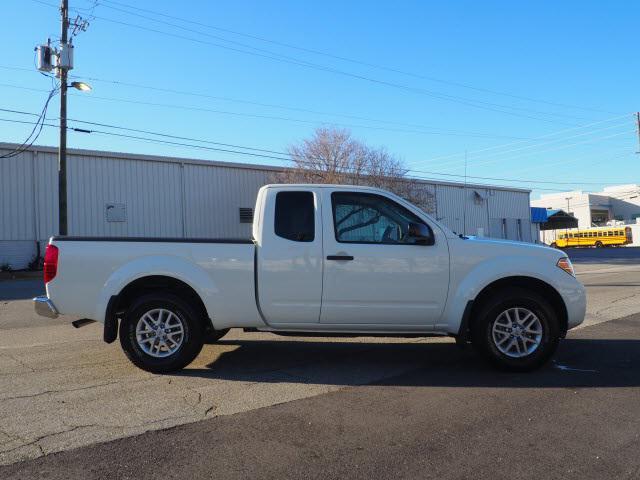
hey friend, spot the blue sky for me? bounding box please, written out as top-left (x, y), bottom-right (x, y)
top-left (2, 0), bottom-right (639, 199)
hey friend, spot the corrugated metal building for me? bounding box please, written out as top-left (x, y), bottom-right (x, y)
top-left (0, 143), bottom-right (533, 269)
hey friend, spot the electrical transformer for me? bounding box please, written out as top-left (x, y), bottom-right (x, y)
top-left (35, 44), bottom-right (53, 72)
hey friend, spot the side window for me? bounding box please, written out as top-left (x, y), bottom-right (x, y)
top-left (331, 192), bottom-right (430, 245)
top-left (274, 191), bottom-right (315, 242)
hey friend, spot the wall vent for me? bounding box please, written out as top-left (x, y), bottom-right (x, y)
top-left (239, 207), bottom-right (253, 223)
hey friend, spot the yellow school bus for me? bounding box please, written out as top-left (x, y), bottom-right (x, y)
top-left (552, 226), bottom-right (632, 248)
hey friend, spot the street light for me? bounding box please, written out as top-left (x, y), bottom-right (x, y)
top-left (69, 81), bottom-right (92, 92)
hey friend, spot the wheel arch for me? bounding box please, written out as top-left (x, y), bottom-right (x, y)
top-left (467, 276), bottom-right (568, 338)
top-left (104, 275), bottom-right (212, 344)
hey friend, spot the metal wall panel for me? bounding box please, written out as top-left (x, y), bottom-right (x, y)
top-left (487, 189), bottom-right (531, 240)
top-left (183, 164), bottom-right (271, 238)
top-left (435, 184), bottom-right (490, 236)
top-left (33, 150), bottom-right (58, 242)
top-left (0, 151), bottom-right (35, 240)
top-left (67, 154), bottom-right (183, 237)
top-left (488, 189), bottom-right (530, 219)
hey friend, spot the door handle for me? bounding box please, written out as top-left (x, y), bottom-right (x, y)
top-left (326, 255), bottom-right (354, 261)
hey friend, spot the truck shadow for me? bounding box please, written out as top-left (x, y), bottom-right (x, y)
top-left (176, 337), bottom-right (640, 389)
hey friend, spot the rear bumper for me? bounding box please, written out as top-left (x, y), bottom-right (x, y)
top-left (33, 296), bottom-right (59, 319)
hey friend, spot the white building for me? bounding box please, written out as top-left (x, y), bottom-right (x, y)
top-left (532, 185), bottom-right (640, 227)
top-left (531, 184), bottom-right (640, 245)
top-left (1, 143), bottom-right (535, 269)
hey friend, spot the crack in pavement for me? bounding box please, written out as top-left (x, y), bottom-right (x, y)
top-left (0, 353), bottom-right (35, 373)
top-left (203, 404), bottom-right (216, 418)
top-left (0, 380), bottom-right (122, 401)
top-left (0, 374), bottom-right (173, 403)
top-left (593, 291), bottom-right (640, 317)
top-left (0, 425), bottom-right (91, 456)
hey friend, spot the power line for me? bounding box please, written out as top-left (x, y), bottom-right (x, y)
top-left (0, 82), bottom-right (548, 140)
top-left (66, 75), bottom-right (531, 140)
top-left (5, 74), bottom-right (626, 168)
top-left (68, 116), bottom-right (632, 185)
top-left (496, 146), bottom-right (636, 178)
top-left (1, 110), bottom-right (634, 189)
top-left (2, 68), bottom-right (633, 167)
top-left (0, 87), bottom-right (58, 158)
top-left (449, 130), bottom-right (634, 171)
top-left (0, 119), bottom-right (564, 192)
top-left (31, 0), bottom-right (594, 126)
top-left (83, 0), bottom-right (617, 116)
top-left (0, 64), bottom-right (535, 141)
top-left (423, 118), bottom-right (633, 169)
top-left (415, 113), bottom-right (634, 166)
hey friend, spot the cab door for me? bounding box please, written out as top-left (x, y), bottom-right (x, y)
top-left (256, 188), bottom-right (323, 325)
top-left (320, 190), bottom-right (449, 327)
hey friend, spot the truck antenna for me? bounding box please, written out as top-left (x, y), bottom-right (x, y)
top-left (462, 150), bottom-right (468, 237)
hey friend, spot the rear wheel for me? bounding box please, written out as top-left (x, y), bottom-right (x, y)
top-left (550, 242), bottom-right (558, 249)
top-left (595, 241), bottom-right (604, 248)
top-left (471, 288), bottom-right (560, 371)
top-left (119, 292), bottom-right (204, 373)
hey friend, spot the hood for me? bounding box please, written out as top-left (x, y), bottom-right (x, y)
top-left (461, 235), bottom-right (565, 258)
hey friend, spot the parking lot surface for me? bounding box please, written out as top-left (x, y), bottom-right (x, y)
top-left (2, 312), bottom-right (639, 480)
top-left (0, 249), bottom-right (639, 477)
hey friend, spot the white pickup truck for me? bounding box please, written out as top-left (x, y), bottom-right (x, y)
top-left (34, 184), bottom-right (586, 373)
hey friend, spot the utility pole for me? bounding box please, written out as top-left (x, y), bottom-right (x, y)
top-left (35, 1), bottom-right (90, 236)
top-left (58, 0), bottom-right (69, 235)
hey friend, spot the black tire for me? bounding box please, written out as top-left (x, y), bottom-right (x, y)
top-left (550, 242), bottom-right (558, 249)
top-left (595, 241), bottom-right (603, 248)
top-left (119, 292), bottom-right (204, 373)
top-left (204, 328), bottom-right (230, 343)
top-left (471, 287), bottom-right (560, 371)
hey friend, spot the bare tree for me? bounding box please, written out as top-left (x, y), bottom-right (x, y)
top-left (277, 127), bottom-right (435, 213)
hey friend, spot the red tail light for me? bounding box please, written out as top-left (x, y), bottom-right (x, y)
top-left (43, 244), bottom-right (59, 283)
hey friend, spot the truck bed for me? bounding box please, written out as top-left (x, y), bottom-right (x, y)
top-left (47, 236), bottom-right (261, 328)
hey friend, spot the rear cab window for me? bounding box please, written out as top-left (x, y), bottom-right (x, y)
top-left (274, 191), bottom-right (315, 242)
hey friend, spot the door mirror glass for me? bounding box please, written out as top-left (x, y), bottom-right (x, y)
top-left (408, 222), bottom-right (434, 245)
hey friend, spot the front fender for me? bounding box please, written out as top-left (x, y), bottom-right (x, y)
top-left (439, 255), bottom-right (570, 334)
top-left (94, 255), bottom-right (218, 323)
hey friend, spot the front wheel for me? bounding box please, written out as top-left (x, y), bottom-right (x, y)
top-left (119, 292), bottom-right (205, 373)
top-left (471, 288), bottom-right (560, 371)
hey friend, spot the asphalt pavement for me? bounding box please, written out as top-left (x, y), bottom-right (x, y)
top-left (2, 313), bottom-right (639, 480)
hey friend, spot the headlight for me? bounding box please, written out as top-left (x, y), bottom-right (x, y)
top-left (557, 257), bottom-right (575, 277)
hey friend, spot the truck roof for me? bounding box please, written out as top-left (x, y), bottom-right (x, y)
top-left (262, 184), bottom-right (399, 192)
